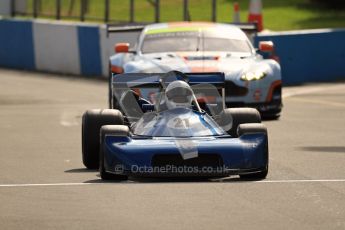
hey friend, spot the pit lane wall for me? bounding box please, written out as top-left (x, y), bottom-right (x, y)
top-left (1, 18), bottom-right (345, 85)
top-left (0, 18), bottom-right (103, 76)
top-left (255, 29), bottom-right (345, 85)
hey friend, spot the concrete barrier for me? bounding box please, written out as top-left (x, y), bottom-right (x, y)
top-left (0, 18), bottom-right (344, 85)
top-left (255, 29), bottom-right (345, 85)
top-left (33, 20), bottom-right (81, 75)
top-left (0, 0), bottom-right (11, 16)
top-left (0, 18), bottom-right (103, 76)
top-left (0, 19), bottom-right (35, 70)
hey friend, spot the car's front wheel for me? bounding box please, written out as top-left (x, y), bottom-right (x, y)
top-left (99, 125), bottom-right (129, 180)
top-left (237, 123), bottom-right (268, 180)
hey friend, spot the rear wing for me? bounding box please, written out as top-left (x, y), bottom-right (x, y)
top-left (106, 24), bottom-right (146, 37)
top-left (106, 23), bottom-right (257, 35)
top-left (112, 72), bottom-right (225, 88)
top-left (186, 72), bottom-right (225, 87)
top-left (106, 22), bottom-right (258, 44)
top-left (229, 22), bottom-right (258, 43)
top-left (113, 72), bottom-right (226, 112)
top-left (230, 22), bottom-right (258, 33)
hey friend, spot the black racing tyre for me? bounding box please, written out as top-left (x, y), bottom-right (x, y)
top-left (240, 166), bottom-right (268, 180)
top-left (237, 123), bottom-right (267, 137)
top-left (238, 123), bottom-right (268, 180)
top-left (100, 125), bottom-right (129, 180)
top-left (82, 109), bottom-right (124, 169)
top-left (261, 109), bottom-right (281, 120)
top-left (221, 108), bottom-right (261, 137)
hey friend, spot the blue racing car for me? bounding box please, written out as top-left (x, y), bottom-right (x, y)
top-left (82, 71), bottom-right (269, 180)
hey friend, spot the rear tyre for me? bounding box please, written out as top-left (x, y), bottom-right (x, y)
top-left (261, 110), bottom-right (281, 120)
top-left (100, 125), bottom-right (129, 180)
top-left (82, 109), bottom-right (124, 169)
top-left (238, 123), bottom-right (268, 180)
top-left (219, 108), bottom-right (261, 137)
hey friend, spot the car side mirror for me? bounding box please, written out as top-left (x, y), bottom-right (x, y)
top-left (259, 41), bottom-right (274, 53)
top-left (115, 43), bottom-right (130, 53)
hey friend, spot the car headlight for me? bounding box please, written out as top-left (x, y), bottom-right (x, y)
top-left (240, 72), bottom-right (267, 81)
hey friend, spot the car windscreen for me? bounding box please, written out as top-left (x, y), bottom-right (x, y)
top-left (142, 31), bottom-right (199, 53)
top-left (133, 108), bottom-right (226, 137)
top-left (141, 31), bottom-right (252, 54)
top-left (202, 37), bottom-right (251, 52)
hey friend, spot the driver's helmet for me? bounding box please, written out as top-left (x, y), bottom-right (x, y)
top-left (165, 80), bottom-right (194, 110)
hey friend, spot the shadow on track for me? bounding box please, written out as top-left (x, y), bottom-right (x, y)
top-left (81, 176), bottom-right (260, 184)
top-left (65, 168), bottom-right (98, 173)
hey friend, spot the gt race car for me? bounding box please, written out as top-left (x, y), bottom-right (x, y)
top-left (108, 22), bottom-right (282, 118)
top-left (82, 71), bottom-right (269, 180)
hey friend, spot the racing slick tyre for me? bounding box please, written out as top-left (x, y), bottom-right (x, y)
top-left (82, 109), bottom-right (124, 169)
top-left (99, 125), bottom-right (129, 180)
top-left (261, 109), bottom-right (281, 120)
top-left (219, 108), bottom-right (261, 137)
top-left (238, 123), bottom-right (268, 180)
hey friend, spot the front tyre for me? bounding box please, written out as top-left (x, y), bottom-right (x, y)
top-left (240, 166), bottom-right (268, 180)
top-left (99, 125), bottom-right (129, 180)
top-left (238, 123), bottom-right (269, 180)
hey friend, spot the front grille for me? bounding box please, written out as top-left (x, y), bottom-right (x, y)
top-left (225, 81), bottom-right (248, 96)
top-left (152, 154), bottom-right (223, 169)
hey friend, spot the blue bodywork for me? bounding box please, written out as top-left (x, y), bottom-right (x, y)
top-left (103, 133), bottom-right (267, 176)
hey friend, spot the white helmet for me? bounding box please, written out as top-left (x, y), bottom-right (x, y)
top-left (165, 80), bottom-right (194, 110)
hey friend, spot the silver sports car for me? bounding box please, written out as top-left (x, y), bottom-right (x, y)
top-left (108, 22), bottom-right (282, 118)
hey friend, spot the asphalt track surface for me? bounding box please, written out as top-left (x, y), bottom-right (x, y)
top-left (0, 68), bottom-right (344, 230)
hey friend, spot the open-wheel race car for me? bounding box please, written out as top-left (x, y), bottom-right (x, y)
top-left (82, 71), bottom-right (269, 180)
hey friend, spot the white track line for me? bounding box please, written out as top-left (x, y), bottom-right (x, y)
top-left (0, 182), bottom-right (97, 187)
top-left (1, 179), bottom-right (345, 187)
top-left (256, 179), bottom-right (345, 183)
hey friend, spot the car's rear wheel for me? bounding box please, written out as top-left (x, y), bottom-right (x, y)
top-left (218, 108), bottom-right (261, 137)
top-left (99, 125), bottom-right (129, 180)
top-left (237, 123), bottom-right (268, 180)
top-left (82, 109), bottom-right (124, 169)
top-left (261, 109), bottom-right (281, 120)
